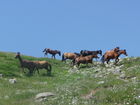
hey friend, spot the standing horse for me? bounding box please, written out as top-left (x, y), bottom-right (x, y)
top-left (15, 52), bottom-right (36, 75)
top-left (101, 49), bottom-right (128, 64)
top-left (33, 61), bottom-right (52, 76)
top-left (80, 50), bottom-right (102, 56)
top-left (43, 48), bottom-right (61, 59)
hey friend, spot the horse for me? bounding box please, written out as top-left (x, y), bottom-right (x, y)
top-left (15, 52), bottom-right (52, 75)
top-left (43, 48), bottom-right (61, 59)
top-left (62, 53), bottom-right (81, 62)
top-left (101, 49), bottom-right (128, 64)
top-left (33, 61), bottom-right (52, 75)
top-left (80, 50), bottom-right (102, 56)
top-left (15, 52), bottom-right (37, 75)
top-left (74, 54), bottom-right (99, 68)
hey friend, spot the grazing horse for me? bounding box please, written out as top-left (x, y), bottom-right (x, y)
top-left (74, 54), bottom-right (99, 68)
top-left (80, 50), bottom-right (102, 56)
top-left (33, 61), bottom-right (52, 75)
top-left (43, 48), bottom-right (61, 59)
top-left (101, 49), bottom-right (128, 64)
top-left (62, 53), bottom-right (80, 62)
top-left (15, 52), bottom-right (52, 75)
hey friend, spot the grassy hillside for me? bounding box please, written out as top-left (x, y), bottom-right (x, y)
top-left (0, 52), bottom-right (140, 105)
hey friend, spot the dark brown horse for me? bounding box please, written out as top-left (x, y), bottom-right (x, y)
top-left (101, 49), bottom-right (128, 64)
top-left (80, 50), bottom-right (102, 56)
top-left (74, 54), bottom-right (99, 68)
top-left (43, 48), bottom-right (61, 59)
top-left (15, 52), bottom-right (37, 74)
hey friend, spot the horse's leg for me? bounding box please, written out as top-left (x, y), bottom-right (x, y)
top-left (86, 63), bottom-right (88, 67)
top-left (72, 59), bottom-right (76, 66)
top-left (64, 58), bottom-right (66, 63)
top-left (28, 68), bottom-right (33, 75)
top-left (107, 59), bottom-right (110, 64)
top-left (21, 67), bottom-right (27, 73)
top-left (36, 68), bottom-right (40, 74)
top-left (76, 62), bottom-right (80, 69)
top-left (46, 67), bottom-right (51, 76)
top-left (114, 58), bottom-right (119, 64)
top-left (78, 63), bottom-right (80, 69)
top-left (45, 53), bottom-right (48, 57)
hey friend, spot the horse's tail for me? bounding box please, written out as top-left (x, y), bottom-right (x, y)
top-left (59, 51), bottom-right (61, 56)
top-left (101, 55), bottom-right (105, 63)
top-left (62, 54), bottom-right (65, 61)
top-left (72, 58), bottom-right (76, 66)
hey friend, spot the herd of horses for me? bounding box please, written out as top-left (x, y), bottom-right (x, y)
top-left (15, 47), bottom-right (128, 75)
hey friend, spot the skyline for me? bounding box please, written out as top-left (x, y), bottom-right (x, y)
top-left (0, 0), bottom-right (140, 58)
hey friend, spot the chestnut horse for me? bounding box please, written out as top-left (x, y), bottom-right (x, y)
top-left (43, 48), bottom-right (61, 59)
top-left (62, 53), bottom-right (81, 62)
top-left (74, 54), bottom-right (99, 68)
top-left (101, 49), bottom-right (128, 64)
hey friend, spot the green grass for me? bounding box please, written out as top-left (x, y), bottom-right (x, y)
top-left (0, 52), bottom-right (139, 105)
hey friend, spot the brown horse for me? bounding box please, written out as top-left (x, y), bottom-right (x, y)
top-left (74, 54), bottom-right (99, 68)
top-left (101, 49), bottom-right (128, 64)
top-left (33, 61), bottom-right (52, 75)
top-left (15, 52), bottom-right (52, 75)
top-left (43, 48), bottom-right (61, 59)
top-left (62, 53), bottom-right (80, 62)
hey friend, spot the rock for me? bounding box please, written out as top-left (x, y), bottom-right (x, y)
top-left (120, 74), bottom-right (126, 79)
top-left (81, 88), bottom-right (100, 99)
top-left (112, 68), bottom-right (121, 75)
top-left (98, 81), bottom-right (105, 84)
top-left (69, 68), bottom-right (79, 73)
top-left (9, 78), bottom-right (17, 84)
top-left (35, 92), bottom-right (55, 102)
top-left (4, 95), bottom-right (9, 99)
top-left (0, 74), bottom-right (3, 78)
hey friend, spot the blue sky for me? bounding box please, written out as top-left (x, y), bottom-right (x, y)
top-left (0, 0), bottom-right (140, 58)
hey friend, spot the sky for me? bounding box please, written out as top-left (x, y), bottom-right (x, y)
top-left (0, 0), bottom-right (140, 59)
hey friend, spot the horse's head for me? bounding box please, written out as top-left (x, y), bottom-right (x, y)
top-left (80, 50), bottom-right (83, 54)
top-left (43, 48), bottom-right (47, 52)
top-left (123, 49), bottom-right (128, 56)
top-left (98, 50), bottom-right (102, 56)
top-left (15, 52), bottom-right (20, 59)
top-left (119, 49), bottom-right (128, 56)
top-left (43, 48), bottom-right (50, 53)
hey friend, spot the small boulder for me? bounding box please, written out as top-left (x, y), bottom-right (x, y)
top-left (35, 92), bottom-right (55, 102)
top-left (0, 74), bottom-right (3, 78)
top-left (9, 78), bottom-right (17, 84)
top-left (98, 81), bottom-right (105, 84)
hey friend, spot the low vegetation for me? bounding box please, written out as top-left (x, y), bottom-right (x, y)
top-left (0, 52), bottom-right (139, 105)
